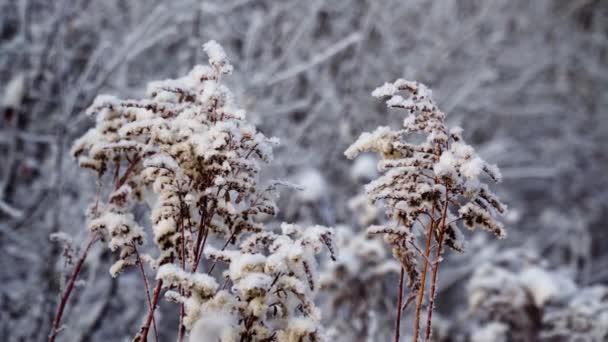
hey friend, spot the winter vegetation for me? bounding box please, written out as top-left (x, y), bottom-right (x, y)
top-left (56, 41), bottom-right (335, 342)
top-left (1, 1), bottom-right (607, 341)
top-left (345, 79), bottom-right (506, 341)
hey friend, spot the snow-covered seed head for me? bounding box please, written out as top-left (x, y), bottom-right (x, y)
top-left (72, 40), bottom-right (334, 341)
top-left (345, 78), bottom-right (507, 316)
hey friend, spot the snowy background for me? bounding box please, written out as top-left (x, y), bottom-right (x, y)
top-left (1, 0), bottom-right (607, 341)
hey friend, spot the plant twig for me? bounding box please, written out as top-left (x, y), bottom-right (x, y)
top-left (133, 245), bottom-right (159, 342)
top-left (49, 233), bottom-right (100, 342)
top-left (134, 280), bottom-right (163, 342)
top-left (178, 197), bottom-right (186, 342)
top-left (207, 229), bottom-right (237, 275)
top-left (413, 208), bottom-right (435, 341)
top-left (394, 267), bottom-right (405, 342)
top-left (116, 156), bottom-right (141, 189)
top-left (424, 190), bottom-right (450, 342)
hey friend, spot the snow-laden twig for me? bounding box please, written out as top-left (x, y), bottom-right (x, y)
top-left (346, 79), bottom-right (507, 342)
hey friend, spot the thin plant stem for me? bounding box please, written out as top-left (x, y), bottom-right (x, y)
top-left (135, 280), bottom-right (163, 342)
top-left (133, 245), bottom-right (159, 342)
top-left (192, 199), bottom-right (208, 269)
top-left (423, 243), bottom-right (443, 342)
top-left (49, 234), bottom-right (100, 342)
top-left (116, 156), bottom-right (141, 189)
top-left (193, 228), bottom-right (209, 272)
top-left (394, 267), bottom-right (405, 342)
top-left (413, 208), bottom-right (436, 342)
top-left (178, 197), bottom-right (186, 342)
top-left (424, 190), bottom-right (450, 342)
top-left (207, 229), bottom-right (237, 275)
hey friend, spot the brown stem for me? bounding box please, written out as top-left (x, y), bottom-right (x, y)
top-left (207, 229), bottom-right (237, 275)
top-left (133, 245), bottom-right (159, 342)
top-left (194, 228), bottom-right (209, 272)
top-left (116, 156), bottom-right (141, 189)
top-left (395, 267), bottom-right (405, 342)
top-left (413, 215), bottom-right (435, 341)
top-left (49, 234), bottom-right (100, 342)
top-left (178, 198), bottom-right (186, 342)
top-left (113, 159), bottom-right (121, 189)
top-left (192, 199), bottom-right (208, 269)
top-left (423, 243), bottom-right (443, 342)
top-left (193, 198), bottom-right (216, 272)
top-left (93, 178), bottom-right (102, 215)
top-left (408, 240), bottom-right (433, 265)
top-left (424, 191), bottom-right (450, 342)
top-left (178, 302), bottom-right (185, 342)
top-left (134, 280), bottom-right (163, 342)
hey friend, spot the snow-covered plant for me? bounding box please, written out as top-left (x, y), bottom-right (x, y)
top-left (53, 41), bottom-right (334, 342)
top-left (465, 248), bottom-right (573, 342)
top-left (541, 286), bottom-right (608, 341)
top-left (320, 227), bottom-right (400, 342)
top-left (460, 247), bottom-right (607, 342)
top-left (345, 79), bottom-right (507, 341)
top-left (347, 193), bottom-right (381, 228)
top-left (185, 222), bottom-right (335, 342)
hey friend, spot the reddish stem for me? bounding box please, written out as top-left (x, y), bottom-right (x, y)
top-left (133, 245), bottom-right (159, 342)
top-left (116, 156), bottom-right (141, 189)
top-left (49, 234), bottom-right (100, 342)
top-left (192, 204), bottom-right (207, 264)
top-left (423, 244), bottom-right (443, 342)
top-left (394, 267), bottom-right (405, 342)
top-left (207, 229), bottom-right (237, 275)
top-left (135, 280), bottom-right (163, 342)
top-left (424, 191), bottom-right (450, 342)
top-left (413, 214), bottom-right (435, 341)
top-left (178, 198), bottom-right (186, 342)
top-left (113, 159), bottom-right (121, 189)
top-left (193, 228), bottom-right (209, 271)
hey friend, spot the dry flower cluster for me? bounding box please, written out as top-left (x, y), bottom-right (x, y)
top-left (52, 41), bottom-right (334, 342)
top-left (51, 43), bottom-right (510, 342)
top-left (345, 79), bottom-right (507, 341)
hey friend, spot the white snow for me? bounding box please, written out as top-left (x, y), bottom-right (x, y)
top-left (49, 231), bottom-right (73, 245)
top-left (520, 267), bottom-right (574, 307)
top-left (471, 322), bottom-right (508, 342)
top-left (433, 151), bottom-right (457, 178)
top-left (157, 264), bottom-right (189, 285)
top-left (371, 82), bottom-right (397, 98)
top-left (144, 154), bottom-right (179, 171)
top-left (350, 153), bottom-right (378, 181)
top-left (86, 94), bottom-right (120, 116)
top-left (233, 273), bottom-right (273, 298)
top-left (189, 310), bottom-right (237, 342)
top-left (294, 168), bottom-right (326, 203)
top-left (228, 253), bottom-right (267, 281)
top-left (3, 74), bottom-right (25, 108)
top-left (344, 126), bottom-right (393, 159)
top-left (460, 157), bottom-right (485, 180)
top-left (203, 40), bottom-right (233, 74)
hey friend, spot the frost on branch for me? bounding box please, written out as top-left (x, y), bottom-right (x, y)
top-left (71, 40), bottom-right (334, 341)
top-left (345, 78), bottom-right (507, 339)
top-left (195, 223), bottom-right (335, 341)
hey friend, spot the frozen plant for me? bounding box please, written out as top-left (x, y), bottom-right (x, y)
top-left (345, 79), bottom-right (507, 341)
top-left (52, 40), bottom-right (334, 342)
top-left (541, 286), bottom-right (608, 341)
top-left (450, 246), bottom-right (606, 342)
top-left (320, 227), bottom-right (400, 342)
top-left (189, 222), bottom-right (336, 342)
top-left (464, 248), bottom-right (570, 342)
